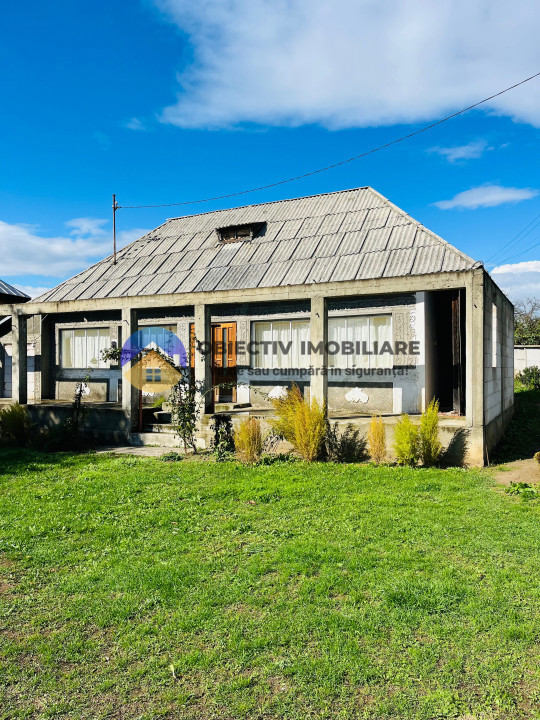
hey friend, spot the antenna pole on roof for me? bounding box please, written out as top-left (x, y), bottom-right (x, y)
top-left (112, 194), bottom-right (118, 265)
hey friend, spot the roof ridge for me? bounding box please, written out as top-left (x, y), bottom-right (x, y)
top-left (162, 185), bottom-right (373, 223)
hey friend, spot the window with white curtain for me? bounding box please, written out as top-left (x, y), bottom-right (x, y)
top-left (328, 315), bottom-right (392, 370)
top-left (60, 328), bottom-right (110, 369)
top-left (251, 320), bottom-right (310, 369)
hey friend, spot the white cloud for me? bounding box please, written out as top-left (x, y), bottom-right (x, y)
top-left (491, 260), bottom-right (540, 301)
top-left (0, 219), bottom-right (149, 278)
top-left (123, 117), bottom-right (147, 131)
top-left (433, 185), bottom-right (538, 210)
top-left (15, 285), bottom-right (53, 299)
top-left (152, 0), bottom-right (540, 129)
top-left (65, 217), bottom-right (108, 236)
top-left (428, 140), bottom-right (491, 163)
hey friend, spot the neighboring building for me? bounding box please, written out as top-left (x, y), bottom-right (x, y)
top-left (514, 345), bottom-right (540, 374)
top-left (0, 187), bottom-right (514, 464)
top-left (0, 280), bottom-right (31, 400)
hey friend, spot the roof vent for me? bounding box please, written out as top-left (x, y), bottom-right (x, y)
top-left (218, 222), bottom-right (265, 243)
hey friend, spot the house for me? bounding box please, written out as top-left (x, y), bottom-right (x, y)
top-left (124, 349), bottom-right (182, 395)
top-left (514, 345), bottom-right (540, 374)
top-left (0, 280), bottom-right (31, 400)
top-left (0, 187), bottom-right (514, 464)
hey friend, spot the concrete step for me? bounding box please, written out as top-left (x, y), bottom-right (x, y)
top-left (128, 432), bottom-right (183, 448)
top-left (144, 423), bottom-right (176, 434)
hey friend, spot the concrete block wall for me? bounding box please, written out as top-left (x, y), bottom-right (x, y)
top-left (483, 274), bottom-right (514, 451)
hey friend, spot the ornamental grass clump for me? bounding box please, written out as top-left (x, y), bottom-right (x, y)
top-left (272, 384), bottom-right (326, 462)
top-left (234, 417), bottom-right (263, 464)
top-left (393, 414), bottom-right (420, 466)
top-left (419, 398), bottom-right (443, 467)
top-left (0, 403), bottom-right (33, 446)
top-left (367, 415), bottom-right (386, 464)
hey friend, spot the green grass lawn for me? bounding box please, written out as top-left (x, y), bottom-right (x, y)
top-left (1, 450), bottom-right (540, 719)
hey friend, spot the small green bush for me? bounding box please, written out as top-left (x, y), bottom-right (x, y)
top-left (235, 417), bottom-right (263, 464)
top-left (272, 384), bottom-right (326, 462)
top-left (367, 416), bottom-right (386, 463)
top-left (0, 403), bottom-right (33, 446)
top-left (394, 414), bottom-right (420, 466)
top-left (516, 366), bottom-right (540, 391)
top-left (419, 399), bottom-right (443, 467)
top-left (325, 422), bottom-right (367, 462)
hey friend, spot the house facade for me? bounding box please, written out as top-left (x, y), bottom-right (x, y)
top-left (0, 188), bottom-right (514, 464)
top-left (0, 280), bottom-right (31, 400)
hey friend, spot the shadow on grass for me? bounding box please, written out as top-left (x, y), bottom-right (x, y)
top-left (0, 447), bottom-right (88, 475)
top-left (492, 389), bottom-right (540, 464)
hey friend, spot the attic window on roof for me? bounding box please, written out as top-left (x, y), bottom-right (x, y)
top-left (218, 223), bottom-right (264, 243)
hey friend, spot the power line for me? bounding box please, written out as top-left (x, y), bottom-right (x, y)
top-left (492, 232), bottom-right (540, 266)
top-left (118, 70), bottom-right (540, 211)
top-left (486, 209), bottom-right (540, 265)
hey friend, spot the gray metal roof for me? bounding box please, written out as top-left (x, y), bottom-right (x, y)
top-left (35, 187), bottom-right (476, 303)
top-left (0, 279), bottom-right (30, 299)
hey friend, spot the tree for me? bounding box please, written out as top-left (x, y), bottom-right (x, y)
top-left (514, 297), bottom-right (540, 345)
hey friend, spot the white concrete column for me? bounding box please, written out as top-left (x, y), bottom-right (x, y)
top-left (465, 269), bottom-right (486, 465)
top-left (194, 304), bottom-right (212, 413)
top-left (309, 296), bottom-right (328, 407)
top-left (12, 312), bottom-right (27, 404)
top-left (121, 307), bottom-right (138, 430)
top-left (35, 314), bottom-right (53, 401)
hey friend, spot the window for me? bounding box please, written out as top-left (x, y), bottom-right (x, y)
top-left (218, 223), bottom-right (264, 243)
top-left (145, 368), bottom-right (162, 383)
top-left (137, 325), bottom-right (177, 359)
top-left (328, 315), bottom-right (392, 370)
top-left (60, 328), bottom-right (110, 369)
top-left (492, 303), bottom-right (498, 368)
top-left (251, 320), bottom-right (310, 369)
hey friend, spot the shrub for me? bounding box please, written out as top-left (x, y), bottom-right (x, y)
top-left (516, 366), bottom-right (540, 391)
top-left (394, 414), bottom-right (420, 466)
top-left (0, 403), bottom-right (33, 446)
top-left (235, 417), bottom-right (263, 464)
top-left (325, 422), bottom-right (367, 462)
top-left (367, 416), bottom-right (386, 463)
top-left (419, 399), bottom-right (443, 467)
top-left (272, 384), bottom-right (326, 462)
top-left (161, 451), bottom-right (183, 462)
top-left (210, 414), bottom-right (235, 462)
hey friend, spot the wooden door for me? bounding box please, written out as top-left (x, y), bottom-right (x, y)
top-left (212, 323), bottom-right (237, 403)
top-left (451, 290), bottom-right (465, 415)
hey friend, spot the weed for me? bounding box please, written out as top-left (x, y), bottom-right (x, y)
top-left (505, 482), bottom-right (539, 501)
top-left (325, 421), bottom-right (367, 462)
top-left (235, 417), bottom-right (263, 464)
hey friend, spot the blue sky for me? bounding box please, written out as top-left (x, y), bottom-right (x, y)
top-left (1, 0), bottom-right (540, 300)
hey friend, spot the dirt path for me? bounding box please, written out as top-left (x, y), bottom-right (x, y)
top-left (492, 457), bottom-right (540, 486)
